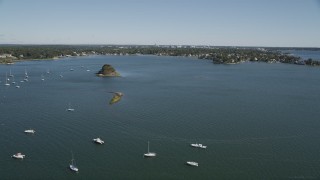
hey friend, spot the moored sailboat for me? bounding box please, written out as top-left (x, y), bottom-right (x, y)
top-left (66, 103), bottom-right (75, 111)
top-left (4, 73), bottom-right (10, 86)
top-left (69, 152), bottom-right (79, 172)
top-left (144, 141), bottom-right (156, 157)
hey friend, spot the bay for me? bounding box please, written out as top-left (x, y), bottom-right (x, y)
top-left (1, 55), bottom-right (320, 179)
top-left (284, 50), bottom-right (320, 61)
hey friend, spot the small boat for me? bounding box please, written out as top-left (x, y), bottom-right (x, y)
top-left (24, 129), bottom-right (35, 134)
top-left (70, 68), bottom-right (74, 71)
top-left (41, 75), bottom-right (45, 81)
top-left (66, 103), bottom-right (75, 111)
top-left (93, 137), bottom-right (104, 144)
top-left (15, 85), bottom-right (20, 88)
top-left (186, 161), bottom-right (199, 167)
top-left (144, 141), bottom-right (156, 157)
top-left (69, 152), bottom-right (79, 172)
top-left (4, 73), bottom-right (10, 86)
top-left (9, 69), bottom-right (14, 77)
top-left (24, 69), bottom-right (28, 78)
top-left (12, 152), bottom-right (25, 159)
top-left (11, 76), bottom-right (16, 84)
top-left (190, 143), bottom-right (207, 149)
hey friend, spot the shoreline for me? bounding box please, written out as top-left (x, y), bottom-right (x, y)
top-left (1, 48), bottom-right (319, 66)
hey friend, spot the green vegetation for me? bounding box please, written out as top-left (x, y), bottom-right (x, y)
top-left (0, 45), bottom-right (319, 66)
top-left (109, 93), bottom-right (123, 105)
top-left (96, 64), bottom-right (120, 77)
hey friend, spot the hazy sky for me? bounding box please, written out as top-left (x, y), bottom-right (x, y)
top-left (0, 0), bottom-right (319, 47)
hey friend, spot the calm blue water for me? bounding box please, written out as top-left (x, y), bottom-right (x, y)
top-left (284, 50), bottom-right (320, 61)
top-left (1, 55), bottom-right (320, 179)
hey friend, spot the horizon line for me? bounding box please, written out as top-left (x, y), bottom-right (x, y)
top-left (0, 43), bottom-right (319, 49)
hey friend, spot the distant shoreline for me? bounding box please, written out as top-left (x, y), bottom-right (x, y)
top-left (1, 45), bottom-right (319, 66)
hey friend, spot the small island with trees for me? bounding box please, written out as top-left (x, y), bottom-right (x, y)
top-left (96, 64), bottom-right (120, 77)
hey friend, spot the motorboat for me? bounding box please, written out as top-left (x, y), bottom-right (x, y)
top-left (12, 153), bottom-right (25, 159)
top-left (186, 161), bottom-right (198, 167)
top-left (93, 137), bottom-right (104, 144)
top-left (190, 143), bottom-right (207, 149)
top-left (66, 103), bottom-right (75, 111)
top-left (24, 129), bottom-right (35, 134)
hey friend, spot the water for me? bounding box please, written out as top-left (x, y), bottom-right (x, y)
top-left (1, 55), bottom-right (320, 179)
top-left (284, 49), bottom-right (320, 61)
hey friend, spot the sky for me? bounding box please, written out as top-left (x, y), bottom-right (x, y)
top-left (0, 0), bottom-right (319, 47)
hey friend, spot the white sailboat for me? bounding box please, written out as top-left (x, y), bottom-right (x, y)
top-left (9, 69), bottom-right (14, 77)
top-left (69, 152), bottom-right (79, 172)
top-left (144, 141), bottom-right (156, 157)
top-left (11, 76), bottom-right (16, 84)
top-left (41, 74), bottom-right (45, 81)
top-left (24, 69), bottom-right (29, 82)
top-left (66, 103), bottom-right (75, 111)
top-left (24, 69), bottom-right (28, 78)
top-left (4, 73), bottom-right (10, 86)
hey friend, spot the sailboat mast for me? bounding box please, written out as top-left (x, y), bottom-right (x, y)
top-left (71, 151), bottom-right (75, 165)
top-left (148, 141), bottom-right (150, 153)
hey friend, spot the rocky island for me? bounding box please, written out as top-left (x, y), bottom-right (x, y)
top-left (96, 64), bottom-right (120, 77)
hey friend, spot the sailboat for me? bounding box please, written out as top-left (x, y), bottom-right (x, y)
top-left (69, 152), bottom-right (79, 172)
top-left (11, 76), bottom-right (16, 84)
top-left (4, 73), bottom-right (10, 86)
top-left (66, 103), bottom-right (75, 111)
top-left (144, 141), bottom-right (156, 157)
top-left (24, 69), bottom-right (29, 82)
top-left (24, 69), bottom-right (28, 78)
top-left (9, 69), bottom-right (14, 77)
top-left (41, 74), bottom-right (45, 81)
